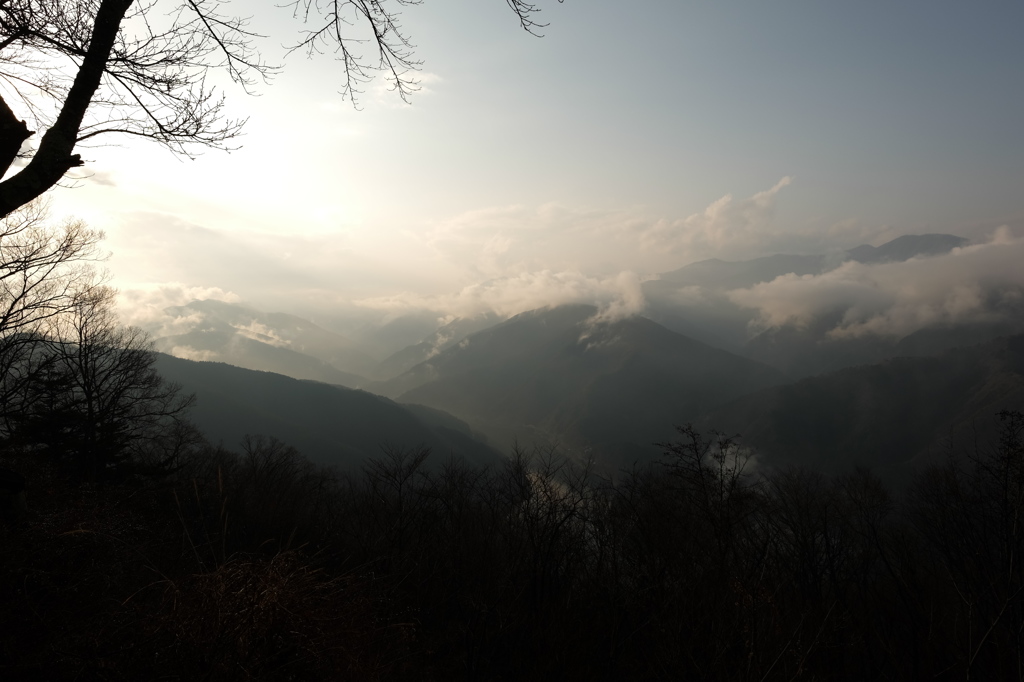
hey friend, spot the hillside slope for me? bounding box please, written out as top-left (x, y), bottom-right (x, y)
top-left (156, 299), bottom-right (376, 380)
top-left (379, 305), bottom-right (782, 464)
top-left (154, 354), bottom-right (501, 469)
top-left (643, 233), bottom-right (976, 370)
top-left (704, 335), bottom-right (1024, 483)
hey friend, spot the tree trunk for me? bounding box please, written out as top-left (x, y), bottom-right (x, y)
top-left (0, 95), bottom-right (33, 181)
top-left (0, 0), bottom-right (134, 217)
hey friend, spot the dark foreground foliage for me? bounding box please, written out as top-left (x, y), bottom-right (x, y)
top-left (3, 414), bottom-right (1024, 680)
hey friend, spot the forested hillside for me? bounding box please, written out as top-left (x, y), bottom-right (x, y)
top-left (374, 305), bottom-right (782, 463)
top-left (153, 353), bottom-right (501, 469)
top-left (6, 415), bottom-right (1024, 680)
top-left (2, 208), bottom-right (1024, 679)
top-left (705, 334), bottom-right (1024, 485)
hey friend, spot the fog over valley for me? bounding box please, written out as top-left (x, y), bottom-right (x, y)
top-left (128, 230), bottom-right (1024, 478)
top-left (4, 1), bottom-right (1024, 679)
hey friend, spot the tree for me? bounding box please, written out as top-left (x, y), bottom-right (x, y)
top-left (909, 411), bottom-right (1024, 679)
top-left (0, 0), bottom-right (559, 217)
top-left (20, 284), bottom-right (195, 479)
top-left (0, 197), bottom-right (103, 429)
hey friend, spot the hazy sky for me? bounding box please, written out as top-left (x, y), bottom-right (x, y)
top-left (43, 0), bottom-right (1024, 328)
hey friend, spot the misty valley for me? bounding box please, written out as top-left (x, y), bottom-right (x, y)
top-left (151, 233), bottom-right (1024, 484)
top-left (5, 231), bottom-right (1024, 680)
top-left (4, 0), bottom-right (1024, 678)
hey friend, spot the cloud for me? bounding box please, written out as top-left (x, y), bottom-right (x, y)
top-left (633, 177), bottom-right (794, 257)
top-left (105, 211), bottom-right (407, 306)
top-left (586, 272), bottom-right (647, 325)
top-left (355, 269), bottom-right (648, 322)
top-left (728, 228), bottom-right (1024, 339)
top-left (419, 178), bottom-right (877, 281)
top-left (234, 320), bottom-right (291, 347)
top-left (167, 345), bottom-right (220, 362)
top-left (386, 179), bottom-right (818, 323)
top-left (117, 283), bottom-right (241, 335)
top-left (100, 179), bottom-right (919, 334)
top-left (422, 202), bottom-right (629, 277)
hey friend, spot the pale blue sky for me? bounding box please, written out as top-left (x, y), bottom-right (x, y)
top-left (49, 0), bottom-right (1024, 324)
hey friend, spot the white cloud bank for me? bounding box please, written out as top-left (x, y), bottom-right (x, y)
top-left (355, 270), bottom-right (648, 323)
top-left (108, 178), bottom-right (941, 334)
top-left (358, 179), bottom-right (814, 322)
top-left (729, 228), bottom-right (1024, 339)
top-left (420, 178), bottom-right (808, 277)
top-left (632, 177), bottom-right (795, 257)
top-left (117, 283), bottom-right (241, 336)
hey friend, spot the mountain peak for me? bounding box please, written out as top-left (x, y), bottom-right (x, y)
top-left (154, 299), bottom-right (376, 381)
top-left (846, 233), bottom-right (968, 264)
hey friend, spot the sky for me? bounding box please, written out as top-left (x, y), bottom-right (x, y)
top-left (38, 0), bottom-right (1024, 332)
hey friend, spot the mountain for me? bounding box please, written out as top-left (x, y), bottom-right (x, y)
top-left (153, 299), bottom-right (377, 382)
top-left (154, 354), bottom-right (501, 469)
top-left (845, 233), bottom-right (968, 264)
top-left (652, 234), bottom-right (968, 294)
top-left (368, 306), bottom-right (595, 400)
top-left (702, 335), bottom-right (1024, 486)
top-left (155, 328), bottom-right (367, 387)
top-left (640, 254), bottom-right (832, 354)
top-left (348, 310), bottom-right (452, 360)
top-left (371, 313), bottom-right (502, 380)
top-left (653, 253), bottom-right (829, 291)
top-left (643, 233), bottom-right (980, 375)
top-left (740, 319), bottom-right (1024, 379)
top-left (376, 305), bottom-right (783, 466)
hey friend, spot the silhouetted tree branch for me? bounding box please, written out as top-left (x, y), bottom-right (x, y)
top-left (0, 0), bottom-right (563, 216)
top-left (0, 198), bottom-right (103, 429)
top-left (38, 284), bottom-right (195, 479)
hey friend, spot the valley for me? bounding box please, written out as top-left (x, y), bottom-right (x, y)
top-left (140, 234), bottom-right (1024, 486)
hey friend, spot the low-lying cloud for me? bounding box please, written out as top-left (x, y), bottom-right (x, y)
top-left (729, 228), bottom-right (1024, 339)
top-left (166, 345), bottom-right (220, 362)
top-left (422, 179), bottom-right (812, 278)
top-left (633, 177), bottom-right (794, 257)
top-left (105, 178), bottom-right (930, 335)
top-left (355, 270), bottom-right (648, 323)
top-left (117, 283), bottom-right (241, 336)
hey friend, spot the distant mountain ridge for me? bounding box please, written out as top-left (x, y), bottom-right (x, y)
top-left (154, 354), bottom-right (501, 469)
top-left (376, 304), bottom-right (782, 466)
top-left (372, 313), bottom-right (502, 381)
top-left (703, 334), bottom-right (1024, 485)
top-left (643, 233), bottom-right (982, 376)
top-left (155, 328), bottom-right (367, 387)
top-left (654, 233), bottom-right (969, 292)
top-left (143, 232), bottom-right (984, 402)
top-left (153, 299), bottom-right (376, 385)
top-left (140, 233), bottom-right (1011, 482)
top-left (845, 233), bottom-right (968, 264)
top-left (655, 253), bottom-right (829, 291)
top-left (151, 300), bottom-right (511, 386)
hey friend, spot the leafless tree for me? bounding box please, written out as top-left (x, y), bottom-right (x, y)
top-left (32, 284), bottom-right (194, 479)
top-left (0, 198), bottom-right (103, 428)
top-left (908, 411), bottom-right (1024, 679)
top-left (0, 0), bottom-right (561, 216)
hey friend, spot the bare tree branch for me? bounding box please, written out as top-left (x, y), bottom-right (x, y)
top-left (0, 0), bottom-right (561, 216)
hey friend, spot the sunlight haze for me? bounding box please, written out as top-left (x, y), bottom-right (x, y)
top-left (45, 0), bottom-right (1024, 327)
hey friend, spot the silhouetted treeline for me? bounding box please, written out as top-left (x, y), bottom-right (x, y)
top-left (3, 413), bottom-right (1024, 680)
